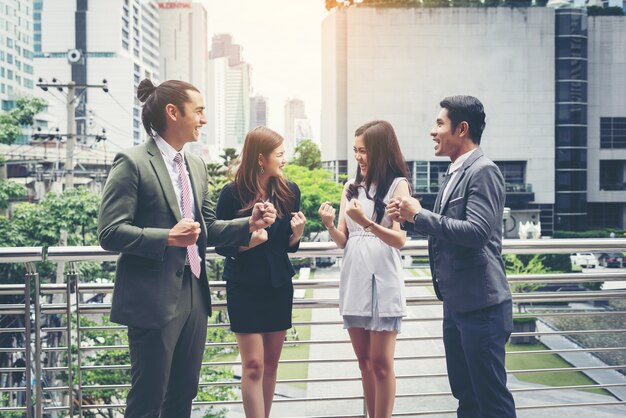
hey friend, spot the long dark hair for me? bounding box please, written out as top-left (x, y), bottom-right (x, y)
top-left (137, 78), bottom-right (200, 136)
top-left (346, 120), bottom-right (410, 224)
top-left (233, 126), bottom-right (295, 218)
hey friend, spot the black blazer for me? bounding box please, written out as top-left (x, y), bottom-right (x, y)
top-left (215, 181), bottom-right (301, 288)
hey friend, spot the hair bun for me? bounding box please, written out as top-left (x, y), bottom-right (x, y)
top-left (137, 79), bottom-right (157, 102)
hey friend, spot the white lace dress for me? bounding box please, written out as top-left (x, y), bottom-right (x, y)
top-left (340, 177), bottom-right (408, 332)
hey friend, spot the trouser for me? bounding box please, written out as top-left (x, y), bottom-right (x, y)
top-left (124, 267), bottom-right (209, 418)
top-left (443, 300), bottom-right (517, 418)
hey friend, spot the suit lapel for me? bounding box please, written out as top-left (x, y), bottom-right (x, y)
top-left (147, 138), bottom-right (182, 220)
top-left (439, 148), bottom-right (484, 214)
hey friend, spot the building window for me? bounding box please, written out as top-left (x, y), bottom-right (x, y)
top-left (412, 161), bottom-right (448, 193)
top-left (556, 148), bottom-right (587, 169)
top-left (600, 117), bottom-right (626, 149)
top-left (557, 81), bottom-right (587, 103)
top-left (556, 126), bottom-right (587, 147)
top-left (600, 160), bottom-right (626, 191)
top-left (556, 171), bottom-right (586, 191)
top-left (494, 161), bottom-right (525, 185)
top-left (588, 203), bottom-right (621, 229)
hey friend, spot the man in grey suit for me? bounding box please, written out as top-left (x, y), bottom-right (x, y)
top-left (388, 96), bottom-right (516, 418)
top-left (98, 79), bottom-right (276, 418)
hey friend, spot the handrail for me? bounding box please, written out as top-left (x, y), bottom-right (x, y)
top-left (0, 246), bottom-right (44, 263)
top-left (43, 238), bottom-right (626, 261)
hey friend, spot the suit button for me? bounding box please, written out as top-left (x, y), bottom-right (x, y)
top-left (176, 270), bottom-right (183, 277)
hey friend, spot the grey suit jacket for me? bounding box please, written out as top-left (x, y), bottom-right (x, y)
top-left (410, 148), bottom-right (511, 312)
top-left (98, 138), bottom-right (251, 328)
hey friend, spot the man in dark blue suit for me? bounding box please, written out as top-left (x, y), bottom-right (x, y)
top-left (388, 96), bottom-right (516, 418)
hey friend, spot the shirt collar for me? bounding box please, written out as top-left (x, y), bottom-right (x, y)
top-left (448, 148), bottom-right (478, 175)
top-left (154, 134), bottom-right (184, 163)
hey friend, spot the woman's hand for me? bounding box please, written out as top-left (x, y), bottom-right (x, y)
top-left (318, 202), bottom-right (336, 229)
top-left (345, 198), bottom-right (370, 227)
top-left (290, 211), bottom-right (307, 240)
top-left (249, 228), bottom-right (268, 247)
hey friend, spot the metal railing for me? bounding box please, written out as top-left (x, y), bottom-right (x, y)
top-left (1, 239), bottom-right (626, 417)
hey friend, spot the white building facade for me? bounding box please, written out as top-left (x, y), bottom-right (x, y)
top-left (322, 6), bottom-right (626, 234)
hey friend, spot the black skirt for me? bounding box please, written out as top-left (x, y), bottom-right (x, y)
top-left (226, 280), bottom-right (294, 333)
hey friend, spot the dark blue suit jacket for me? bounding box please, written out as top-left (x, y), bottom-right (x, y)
top-left (215, 181), bottom-right (301, 288)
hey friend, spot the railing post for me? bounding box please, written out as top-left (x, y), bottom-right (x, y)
top-left (24, 262), bottom-right (34, 418)
top-left (32, 262), bottom-right (42, 418)
top-left (67, 262), bottom-right (76, 417)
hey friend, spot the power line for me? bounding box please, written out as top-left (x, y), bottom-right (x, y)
top-left (106, 91), bottom-right (133, 117)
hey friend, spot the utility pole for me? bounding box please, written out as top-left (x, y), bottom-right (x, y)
top-left (36, 78), bottom-right (108, 189)
top-left (66, 81), bottom-right (76, 188)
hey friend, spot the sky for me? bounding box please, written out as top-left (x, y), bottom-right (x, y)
top-left (202, 0), bottom-right (328, 142)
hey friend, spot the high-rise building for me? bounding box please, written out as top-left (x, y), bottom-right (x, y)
top-left (284, 98), bottom-right (311, 158)
top-left (1, 0), bottom-right (35, 117)
top-left (34, 0), bottom-right (161, 150)
top-left (207, 34), bottom-right (250, 159)
top-left (157, 1), bottom-right (210, 157)
top-left (322, 6), bottom-right (626, 234)
top-left (250, 95), bottom-right (268, 128)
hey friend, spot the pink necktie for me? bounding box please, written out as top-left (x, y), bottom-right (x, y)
top-left (174, 153), bottom-right (201, 279)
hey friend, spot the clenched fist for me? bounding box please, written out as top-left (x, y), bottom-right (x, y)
top-left (168, 218), bottom-right (201, 247)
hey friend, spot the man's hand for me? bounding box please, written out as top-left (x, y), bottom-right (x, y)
top-left (168, 218), bottom-right (201, 246)
top-left (387, 197), bottom-right (422, 224)
top-left (290, 211), bottom-right (307, 240)
top-left (249, 201), bottom-right (277, 231)
top-left (345, 198), bottom-right (370, 227)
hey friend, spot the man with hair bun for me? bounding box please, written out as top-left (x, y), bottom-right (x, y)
top-left (98, 79), bottom-right (277, 418)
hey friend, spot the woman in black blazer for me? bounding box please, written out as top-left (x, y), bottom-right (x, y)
top-left (215, 126), bottom-right (306, 418)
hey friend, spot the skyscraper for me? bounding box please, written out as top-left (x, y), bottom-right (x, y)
top-left (284, 98), bottom-right (311, 158)
top-left (1, 0), bottom-right (35, 117)
top-left (207, 34), bottom-right (250, 159)
top-left (34, 0), bottom-right (161, 150)
top-left (250, 95), bottom-right (268, 128)
top-left (157, 1), bottom-right (210, 157)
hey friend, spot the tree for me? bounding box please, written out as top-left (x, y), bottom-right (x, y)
top-left (283, 165), bottom-right (344, 239)
top-left (0, 97), bottom-right (47, 145)
top-left (0, 187), bottom-right (238, 412)
top-left (291, 139), bottom-right (322, 170)
top-left (0, 179), bottom-right (27, 209)
top-left (219, 148), bottom-right (239, 168)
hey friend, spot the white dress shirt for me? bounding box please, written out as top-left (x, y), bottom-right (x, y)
top-left (154, 135), bottom-right (200, 265)
top-left (440, 148), bottom-right (478, 210)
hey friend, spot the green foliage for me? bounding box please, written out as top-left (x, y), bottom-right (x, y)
top-left (452, 0), bottom-right (482, 6)
top-left (284, 165), bottom-right (344, 238)
top-left (0, 187), bottom-right (102, 286)
top-left (291, 139), bottom-right (322, 170)
top-left (0, 180), bottom-right (27, 209)
top-left (422, 0), bottom-right (451, 7)
top-left (0, 96), bottom-right (47, 144)
top-left (219, 148), bottom-right (239, 168)
top-left (503, 0), bottom-right (531, 6)
top-left (194, 317), bottom-right (238, 418)
top-left (587, 6), bottom-right (625, 16)
top-left (554, 229), bottom-right (625, 238)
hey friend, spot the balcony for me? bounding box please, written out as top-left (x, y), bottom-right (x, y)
top-left (1, 240), bottom-right (626, 417)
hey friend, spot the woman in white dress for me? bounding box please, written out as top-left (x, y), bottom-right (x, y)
top-left (318, 120), bottom-right (411, 418)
